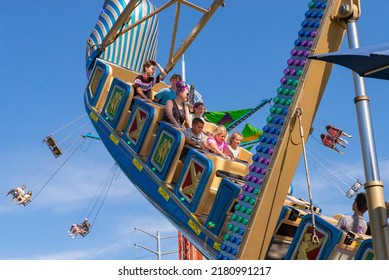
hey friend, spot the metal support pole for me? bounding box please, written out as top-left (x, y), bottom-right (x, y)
top-left (346, 20), bottom-right (389, 259)
top-left (296, 108), bottom-right (319, 244)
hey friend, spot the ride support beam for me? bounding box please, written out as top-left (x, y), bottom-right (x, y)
top-left (345, 10), bottom-right (389, 259)
top-left (236, 0), bottom-right (352, 259)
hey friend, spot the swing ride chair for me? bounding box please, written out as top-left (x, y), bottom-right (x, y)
top-left (12, 195), bottom-right (31, 207)
top-left (20, 198), bottom-right (31, 207)
top-left (72, 224), bottom-right (90, 237)
top-left (68, 163), bottom-right (118, 239)
top-left (6, 187), bottom-right (31, 207)
top-left (79, 228), bottom-right (90, 237)
top-left (43, 135), bottom-right (63, 158)
top-left (83, 0), bottom-right (388, 259)
top-left (70, 225), bottom-right (90, 238)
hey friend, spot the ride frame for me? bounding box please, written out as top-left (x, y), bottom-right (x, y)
top-left (85, 0), bottom-right (389, 259)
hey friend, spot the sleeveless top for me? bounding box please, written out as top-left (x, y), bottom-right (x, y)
top-left (163, 100), bottom-right (186, 125)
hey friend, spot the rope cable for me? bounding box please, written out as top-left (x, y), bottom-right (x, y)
top-left (307, 142), bottom-right (356, 182)
top-left (80, 136), bottom-right (93, 152)
top-left (86, 172), bottom-right (112, 220)
top-left (26, 135), bottom-right (87, 191)
top-left (306, 150), bottom-right (347, 195)
top-left (58, 120), bottom-right (90, 146)
top-left (306, 147), bottom-right (350, 187)
top-left (49, 113), bottom-right (87, 136)
top-left (90, 164), bottom-right (119, 227)
top-left (78, 163), bottom-right (119, 230)
top-left (31, 140), bottom-right (84, 201)
top-left (22, 152), bottom-right (60, 189)
top-left (296, 108), bottom-right (319, 244)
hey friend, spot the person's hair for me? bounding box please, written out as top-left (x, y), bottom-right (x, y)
top-left (326, 125), bottom-right (330, 130)
top-left (170, 74), bottom-right (182, 82)
top-left (212, 125), bottom-right (228, 138)
top-left (142, 60), bottom-right (157, 72)
top-left (175, 81), bottom-right (189, 94)
top-left (193, 102), bottom-right (204, 109)
top-left (192, 117), bottom-right (205, 126)
top-left (228, 131), bottom-right (243, 144)
top-left (354, 192), bottom-right (368, 213)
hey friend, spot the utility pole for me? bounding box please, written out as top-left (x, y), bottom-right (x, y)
top-left (134, 228), bottom-right (177, 260)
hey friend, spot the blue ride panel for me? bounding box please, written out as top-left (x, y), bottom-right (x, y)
top-left (206, 178), bottom-right (241, 235)
top-left (354, 238), bottom-right (374, 260)
top-left (265, 206), bottom-right (301, 260)
top-left (85, 60), bottom-right (110, 106)
top-left (284, 214), bottom-right (343, 260)
top-left (101, 78), bottom-right (131, 129)
top-left (174, 148), bottom-right (213, 213)
top-left (123, 99), bottom-right (154, 153)
top-left (146, 122), bottom-right (184, 182)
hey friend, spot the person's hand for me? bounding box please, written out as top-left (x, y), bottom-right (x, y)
top-left (146, 98), bottom-right (152, 103)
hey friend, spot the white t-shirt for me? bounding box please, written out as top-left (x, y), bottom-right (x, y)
top-left (337, 214), bottom-right (367, 233)
top-left (184, 128), bottom-right (205, 146)
top-left (189, 113), bottom-right (205, 122)
top-left (228, 145), bottom-right (240, 159)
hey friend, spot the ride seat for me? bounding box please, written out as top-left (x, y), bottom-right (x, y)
top-left (237, 147), bottom-right (253, 164)
top-left (203, 121), bottom-right (218, 136)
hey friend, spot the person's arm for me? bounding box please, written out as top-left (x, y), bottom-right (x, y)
top-left (197, 142), bottom-right (207, 150)
top-left (155, 62), bottom-right (167, 80)
top-left (134, 86), bottom-right (152, 103)
top-left (184, 104), bottom-right (192, 128)
top-left (153, 88), bottom-right (166, 103)
top-left (222, 142), bottom-right (232, 159)
top-left (197, 135), bottom-right (207, 150)
top-left (225, 145), bottom-right (235, 159)
top-left (185, 137), bottom-right (198, 147)
top-left (185, 138), bottom-right (206, 150)
top-left (206, 138), bottom-right (229, 158)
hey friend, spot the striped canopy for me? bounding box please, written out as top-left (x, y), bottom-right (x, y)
top-left (86, 0), bottom-right (158, 73)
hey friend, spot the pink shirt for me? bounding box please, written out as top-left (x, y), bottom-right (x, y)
top-left (206, 137), bottom-right (227, 153)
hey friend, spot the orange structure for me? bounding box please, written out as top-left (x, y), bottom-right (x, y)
top-left (178, 232), bottom-right (204, 260)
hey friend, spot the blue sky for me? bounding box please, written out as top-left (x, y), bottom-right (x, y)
top-left (1, 0), bottom-right (389, 260)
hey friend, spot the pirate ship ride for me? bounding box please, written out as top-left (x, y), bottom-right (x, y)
top-left (83, 0), bottom-right (389, 259)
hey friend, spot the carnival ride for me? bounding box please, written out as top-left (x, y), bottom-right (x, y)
top-left (83, 0), bottom-right (389, 259)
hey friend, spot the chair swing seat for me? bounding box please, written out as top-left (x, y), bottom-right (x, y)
top-left (80, 230), bottom-right (90, 237)
top-left (21, 200), bottom-right (31, 206)
top-left (43, 135), bottom-right (63, 158)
